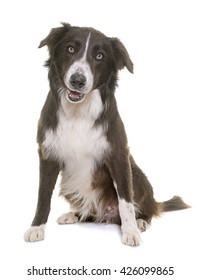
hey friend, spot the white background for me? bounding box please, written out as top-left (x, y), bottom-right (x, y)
top-left (0, 0), bottom-right (199, 279)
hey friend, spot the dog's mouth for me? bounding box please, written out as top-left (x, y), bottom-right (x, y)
top-left (67, 89), bottom-right (85, 103)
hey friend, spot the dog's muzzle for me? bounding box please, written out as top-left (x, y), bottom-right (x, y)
top-left (66, 73), bottom-right (86, 103)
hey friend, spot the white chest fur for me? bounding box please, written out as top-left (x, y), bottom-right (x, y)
top-left (42, 90), bottom-right (110, 219)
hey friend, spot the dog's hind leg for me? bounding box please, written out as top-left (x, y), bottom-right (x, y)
top-left (24, 152), bottom-right (60, 242)
top-left (57, 212), bottom-right (78, 224)
top-left (136, 219), bottom-right (149, 232)
top-left (130, 155), bottom-right (160, 223)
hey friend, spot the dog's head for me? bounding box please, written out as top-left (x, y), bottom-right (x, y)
top-left (39, 22), bottom-right (133, 103)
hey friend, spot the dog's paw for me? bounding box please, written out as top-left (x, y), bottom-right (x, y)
top-left (137, 219), bottom-right (149, 232)
top-left (24, 225), bottom-right (45, 242)
top-left (57, 212), bottom-right (78, 224)
top-left (122, 227), bottom-right (142, 246)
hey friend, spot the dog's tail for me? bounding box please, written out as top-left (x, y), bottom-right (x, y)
top-left (158, 195), bottom-right (191, 213)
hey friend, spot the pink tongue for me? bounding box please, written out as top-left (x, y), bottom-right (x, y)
top-left (69, 91), bottom-right (81, 99)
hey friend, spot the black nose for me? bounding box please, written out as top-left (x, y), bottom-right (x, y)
top-left (70, 73), bottom-right (86, 90)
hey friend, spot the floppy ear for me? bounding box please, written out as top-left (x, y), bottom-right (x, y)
top-left (38, 22), bottom-right (71, 55)
top-left (111, 38), bottom-right (133, 73)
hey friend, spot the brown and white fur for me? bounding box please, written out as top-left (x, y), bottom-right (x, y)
top-left (24, 23), bottom-right (190, 246)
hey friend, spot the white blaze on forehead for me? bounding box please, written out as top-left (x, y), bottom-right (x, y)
top-left (83, 32), bottom-right (91, 60)
top-left (65, 32), bottom-right (94, 94)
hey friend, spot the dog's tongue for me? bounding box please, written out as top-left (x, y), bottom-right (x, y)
top-left (69, 90), bottom-right (81, 100)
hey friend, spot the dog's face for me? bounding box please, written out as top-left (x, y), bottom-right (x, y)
top-left (55, 28), bottom-right (116, 103)
top-left (39, 23), bottom-right (133, 103)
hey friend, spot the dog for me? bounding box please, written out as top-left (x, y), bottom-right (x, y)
top-left (24, 22), bottom-right (190, 246)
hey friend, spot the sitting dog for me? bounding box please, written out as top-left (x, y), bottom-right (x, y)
top-left (24, 22), bottom-right (189, 246)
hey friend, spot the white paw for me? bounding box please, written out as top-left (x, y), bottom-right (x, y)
top-left (57, 212), bottom-right (78, 224)
top-left (137, 219), bottom-right (149, 232)
top-left (122, 227), bottom-right (142, 246)
top-left (24, 225), bottom-right (45, 242)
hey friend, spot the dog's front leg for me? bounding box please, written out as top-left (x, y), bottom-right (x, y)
top-left (107, 155), bottom-right (141, 246)
top-left (24, 152), bottom-right (60, 242)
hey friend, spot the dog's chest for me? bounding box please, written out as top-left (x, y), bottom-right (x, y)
top-left (43, 102), bottom-right (110, 200)
top-left (44, 111), bottom-right (109, 163)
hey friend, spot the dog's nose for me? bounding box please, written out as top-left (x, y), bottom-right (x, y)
top-left (70, 73), bottom-right (86, 90)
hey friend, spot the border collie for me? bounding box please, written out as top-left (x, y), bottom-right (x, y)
top-left (24, 23), bottom-right (189, 246)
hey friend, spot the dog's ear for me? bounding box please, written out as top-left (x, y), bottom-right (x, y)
top-left (38, 22), bottom-right (71, 55)
top-left (111, 38), bottom-right (133, 73)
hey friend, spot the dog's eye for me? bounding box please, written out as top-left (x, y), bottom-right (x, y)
top-left (96, 53), bottom-right (103, 61)
top-left (68, 46), bottom-right (75, 54)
